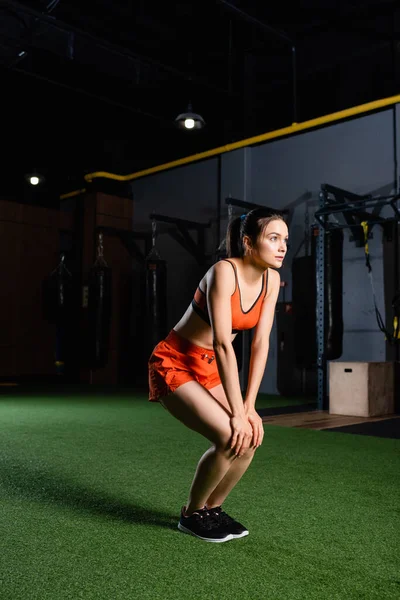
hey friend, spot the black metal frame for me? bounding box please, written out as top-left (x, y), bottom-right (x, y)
top-left (225, 197), bottom-right (289, 216)
top-left (149, 213), bottom-right (212, 265)
top-left (96, 226), bottom-right (152, 265)
top-left (315, 184), bottom-right (400, 245)
top-left (316, 184), bottom-right (400, 410)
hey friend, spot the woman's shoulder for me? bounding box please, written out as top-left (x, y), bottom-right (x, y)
top-left (268, 267), bottom-right (280, 285)
top-left (265, 267), bottom-right (281, 298)
top-left (209, 258), bottom-right (237, 276)
top-left (205, 259), bottom-right (237, 290)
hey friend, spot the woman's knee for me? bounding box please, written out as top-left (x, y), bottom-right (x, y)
top-left (213, 430), bottom-right (260, 457)
top-left (214, 427), bottom-right (234, 453)
top-left (213, 431), bottom-right (260, 456)
top-left (240, 445), bottom-right (257, 459)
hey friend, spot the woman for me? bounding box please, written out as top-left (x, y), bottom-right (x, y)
top-left (148, 208), bottom-right (288, 542)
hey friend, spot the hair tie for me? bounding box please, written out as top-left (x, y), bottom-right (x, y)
top-left (240, 214), bottom-right (246, 221)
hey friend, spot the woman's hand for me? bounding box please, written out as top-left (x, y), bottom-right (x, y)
top-left (229, 416), bottom-right (253, 457)
top-left (246, 409), bottom-right (264, 448)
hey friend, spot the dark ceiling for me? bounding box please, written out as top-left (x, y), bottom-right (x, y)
top-left (1, 0), bottom-right (399, 202)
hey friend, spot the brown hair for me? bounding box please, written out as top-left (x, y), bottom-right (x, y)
top-left (226, 208), bottom-right (286, 258)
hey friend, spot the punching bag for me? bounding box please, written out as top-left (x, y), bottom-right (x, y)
top-left (145, 219), bottom-right (168, 355)
top-left (145, 245), bottom-right (168, 353)
top-left (42, 254), bottom-right (74, 375)
top-left (292, 255), bottom-right (316, 368)
top-left (292, 228), bottom-right (343, 367)
top-left (42, 254), bottom-right (73, 324)
top-left (87, 235), bottom-right (112, 369)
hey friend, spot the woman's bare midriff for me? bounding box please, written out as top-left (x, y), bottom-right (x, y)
top-left (173, 304), bottom-right (237, 350)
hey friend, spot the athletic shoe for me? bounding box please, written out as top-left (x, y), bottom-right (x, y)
top-left (178, 506), bottom-right (233, 543)
top-left (207, 506), bottom-right (249, 538)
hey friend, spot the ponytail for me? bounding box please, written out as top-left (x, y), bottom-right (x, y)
top-left (226, 215), bottom-right (244, 258)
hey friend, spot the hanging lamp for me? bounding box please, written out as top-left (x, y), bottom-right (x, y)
top-left (175, 102), bottom-right (205, 130)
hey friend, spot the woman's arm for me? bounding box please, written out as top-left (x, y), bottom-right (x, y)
top-left (244, 268), bottom-right (281, 413)
top-left (206, 261), bottom-right (245, 418)
top-left (207, 261), bottom-right (253, 456)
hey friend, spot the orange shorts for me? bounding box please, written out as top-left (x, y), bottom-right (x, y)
top-left (148, 329), bottom-right (221, 403)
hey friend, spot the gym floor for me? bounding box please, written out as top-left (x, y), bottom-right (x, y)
top-left (1, 388), bottom-right (398, 600)
top-left (258, 403), bottom-right (400, 439)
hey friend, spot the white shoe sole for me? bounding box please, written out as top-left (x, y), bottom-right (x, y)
top-left (231, 530), bottom-right (249, 539)
top-left (178, 522), bottom-right (234, 543)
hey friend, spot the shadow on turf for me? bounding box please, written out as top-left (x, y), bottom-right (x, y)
top-left (2, 461), bottom-right (178, 530)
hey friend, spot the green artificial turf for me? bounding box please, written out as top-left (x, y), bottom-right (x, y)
top-left (0, 392), bottom-right (399, 600)
top-left (255, 392), bottom-right (316, 409)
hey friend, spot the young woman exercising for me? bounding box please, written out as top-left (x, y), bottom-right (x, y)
top-left (148, 208), bottom-right (288, 542)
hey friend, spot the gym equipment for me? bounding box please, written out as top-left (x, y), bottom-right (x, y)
top-left (315, 183), bottom-right (400, 410)
top-left (276, 301), bottom-right (318, 396)
top-left (145, 212), bottom-right (212, 351)
top-left (149, 212), bottom-right (211, 266)
top-left (145, 219), bottom-right (168, 352)
top-left (42, 253), bottom-right (73, 324)
top-left (292, 255), bottom-right (316, 368)
top-left (360, 220), bottom-right (400, 344)
top-left (42, 253), bottom-right (73, 375)
top-left (42, 253), bottom-right (74, 375)
top-left (293, 228), bottom-right (343, 368)
top-left (324, 228), bottom-right (344, 359)
top-left (87, 232), bottom-right (112, 369)
top-left (91, 224), bottom-right (152, 385)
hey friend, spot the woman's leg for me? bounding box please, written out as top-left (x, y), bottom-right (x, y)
top-left (161, 381), bottom-right (257, 514)
top-left (205, 384), bottom-right (257, 509)
top-left (161, 380), bottom-right (237, 515)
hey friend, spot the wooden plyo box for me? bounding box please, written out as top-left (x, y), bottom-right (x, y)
top-left (329, 362), bottom-right (395, 417)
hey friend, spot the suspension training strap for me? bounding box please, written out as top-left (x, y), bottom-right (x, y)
top-left (393, 292), bottom-right (400, 341)
top-left (361, 221), bottom-right (399, 344)
top-left (361, 221), bottom-right (371, 272)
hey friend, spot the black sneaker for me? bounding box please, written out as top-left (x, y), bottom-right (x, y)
top-left (178, 506), bottom-right (233, 543)
top-left (207, 506), bottom-right (249, 539)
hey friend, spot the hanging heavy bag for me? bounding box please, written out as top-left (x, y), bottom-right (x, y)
top-left (145, 246), bottom-right (168, 353)
top-left (42, 254), bottom-right (75, 374)
top-left (144, 219), bottom-right (168, 354)
top-left (87, 233), bottom-right (112, 370)
top-left (42, 254), bottom-right (73, 324)
top-left (292, 254), bottom-right (316, 368)
top-left (87, 263), bottom-right (112, 369)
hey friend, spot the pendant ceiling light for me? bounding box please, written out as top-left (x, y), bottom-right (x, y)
top-left (175, 103), bottom-right (205, 131)
top-left (24, 170), bottom-right (45, 186)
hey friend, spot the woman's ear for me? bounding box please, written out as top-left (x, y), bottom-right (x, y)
top-left (242, 235), bottom-right (252, 255)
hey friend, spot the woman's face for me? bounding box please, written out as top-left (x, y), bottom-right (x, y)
top-left (249, 219), bottom-right (289, 268)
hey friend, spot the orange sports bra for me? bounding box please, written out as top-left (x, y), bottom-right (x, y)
top-left (191, 259), bottom-right (268, 333)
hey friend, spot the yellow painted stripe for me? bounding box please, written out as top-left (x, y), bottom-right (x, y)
top-left (60, 188), bottom-right (87, 200)
top-left (59, 94), bottom-right (400, 198)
